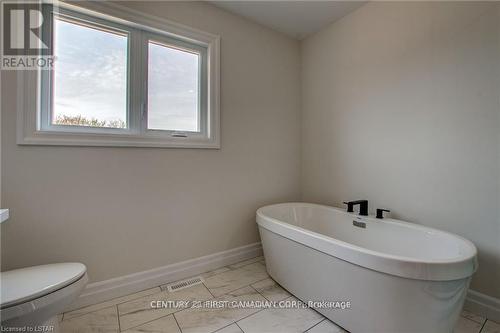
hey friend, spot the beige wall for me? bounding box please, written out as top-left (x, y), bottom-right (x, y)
top-left (301, 2), bottom-right (500, 298)
top-left (0, 1), bottom-right (301, 282)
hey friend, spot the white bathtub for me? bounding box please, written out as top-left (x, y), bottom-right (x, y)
top-left (257, 203), bottom-right (477, 333)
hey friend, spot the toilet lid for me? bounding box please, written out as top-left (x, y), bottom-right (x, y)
top-left (0, 263), bottom-right (87, 308)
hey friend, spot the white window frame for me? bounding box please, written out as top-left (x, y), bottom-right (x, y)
top-left (17, 1), bottom-right (220, 148)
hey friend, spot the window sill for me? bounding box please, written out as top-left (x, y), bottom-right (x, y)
top-left (18, 131), bottom-right (220, 149)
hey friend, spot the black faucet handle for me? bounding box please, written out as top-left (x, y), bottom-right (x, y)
top-left (376, 209), bottom-right (390, 219)
top-left (343, 201), bottom-right (354, 213)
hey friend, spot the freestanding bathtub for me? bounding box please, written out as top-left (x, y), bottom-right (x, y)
top-left (257, 203), bottom-right (477, 333)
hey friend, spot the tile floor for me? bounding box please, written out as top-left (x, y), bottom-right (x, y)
top-left (59, 256), bottom-right (500, 333)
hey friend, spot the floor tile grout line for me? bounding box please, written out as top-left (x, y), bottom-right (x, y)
top-left (120, 311), bottom-right (179, 331)
top-left (119, 297), bottom-right (211, 331)
top-left (63, 287), bottom-right (162, 320)
top-left (208, 274), bottom-right (272, 300)
top-left (227, 257), bottom-right (265, 270)
top-left (212, 279), bottom-right (270, 300)
top-left (233, 307), bottom-right (267, 330)
top-left (248, 282), bottom-right (290, 303)
top-left (461, 312), bottom-right (487, 325)
top-left (249, 276), bottom-right (273, 288)
top-left (229, 294), bottom-right (298, 332)
top-left (302, 317), bottom-right (327, 333)
top-left (203, 281), bottom-right (217, 298)
top-left (205, 274), bottom-right (271, 299)
top-left (116, 305), bottom-right (121, 332)
top-left (254, 290), bottom-right (274, 303)
top-left (209, 322), bottom-right (239, 333)
top-left (172, 312), bottom-right (183, 333)
top-left (235, 321), bottom-right (245, 333)
top-left (248, 284), bottom-right (259, 294)
top-left (62, 304), bottom-right (118, 322)
top-left (122, 313), bottom-right (174, 331)
top-left (118, 292), bottom-right (217, 331)
top-left (302, 319), bottom-right (325, 333)
top-left (220, 257), bottom-right (265, 272)
top-left (479, 319), bottom-right (488, 333)
top-left (248, 284), bottom-right (272, 302)
top-left (119, 312), bottom-right (183, 333)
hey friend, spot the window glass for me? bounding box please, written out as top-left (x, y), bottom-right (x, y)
top-left (148, 40), bottom-right (200, 132)
top-left (52, 17), bottom-right (128, 128)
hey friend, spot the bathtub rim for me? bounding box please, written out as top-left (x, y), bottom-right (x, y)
top-left (257, 202), bottom-right (478, 281)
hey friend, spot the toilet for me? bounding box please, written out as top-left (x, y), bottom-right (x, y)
top-left (0, 263), bottom-right (88, 331)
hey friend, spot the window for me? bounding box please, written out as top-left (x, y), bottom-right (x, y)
top-left (18, 2), bottom-right (220, 148)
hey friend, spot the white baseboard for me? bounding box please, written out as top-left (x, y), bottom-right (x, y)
top-left (464, 289), bottom-right (500, 322)
top-left (67, 242), bottom-right (262, 311)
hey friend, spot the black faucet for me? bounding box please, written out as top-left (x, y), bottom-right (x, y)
top-left (376, 209), bottom-right (390, 219)
top-left (343, 200), bottom-right (369, 216)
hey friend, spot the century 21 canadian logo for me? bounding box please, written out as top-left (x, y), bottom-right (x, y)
top-left (1, 1), bottom-right (54, 69)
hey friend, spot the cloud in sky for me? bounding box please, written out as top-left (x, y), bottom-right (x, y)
top-left (148, 41), bottom-right (199, 132)
top-left (53, 18), bottom-right (199, 131)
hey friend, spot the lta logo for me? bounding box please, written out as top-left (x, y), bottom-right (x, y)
top-left (1, 1), bottom-right (54, 69)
